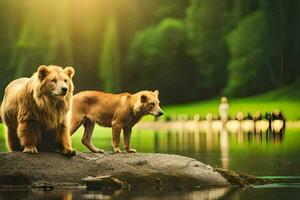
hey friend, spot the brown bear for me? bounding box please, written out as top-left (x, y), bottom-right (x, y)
top-left (0, 65), bottom-right (76, 156)
top-left (70, 90), bottom-right (164, 153)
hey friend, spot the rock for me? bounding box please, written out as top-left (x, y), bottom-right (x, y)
top-left (214, 168), bottom-right (272, 187)
top-left (32, 181), bottom-right (54, 191)
top-left (0, 152), bottom-right (268, 189)
top-left (82, 175), bottom-right (123, 190)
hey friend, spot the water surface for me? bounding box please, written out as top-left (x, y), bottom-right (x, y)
top-left (1, 124), bottom-right (300, 199)
top-left (71, 125), bottom-right (300, 176)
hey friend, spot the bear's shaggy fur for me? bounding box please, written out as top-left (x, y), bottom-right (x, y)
top-left (0, 65), bottom-right (76, 156)
top-left (70, 90), bottom-right (164, 153)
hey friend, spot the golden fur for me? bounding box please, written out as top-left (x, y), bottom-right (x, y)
top-left (0, 65), bottom-right (76, 155)
top-left (70, 90), bottom-right (163, 153)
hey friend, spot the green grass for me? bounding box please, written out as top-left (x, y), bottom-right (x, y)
top-left (162, 84), bottom-right (300, 121)
top-left (0, 124), bottom-right (8, 152)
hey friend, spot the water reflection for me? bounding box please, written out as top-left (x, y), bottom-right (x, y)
top-left (137, 122), bottom-right (285, 170)
top-left (220, 128), bottom-right (229, 170)
top-left (2, 184), bottom-right (300, 200)
top-left (135, 122), bottom-right (298, 176)
top-left (0, 124), bottom-right (299, 199)
top-left (0, 187), bottom-right (232, 200)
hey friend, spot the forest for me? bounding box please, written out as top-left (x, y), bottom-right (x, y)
top-left (0, 0), bottom-right (299, 104)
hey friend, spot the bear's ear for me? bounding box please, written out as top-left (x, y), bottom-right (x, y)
top-left (38, 65), bottom-right (50, 80)
top-left (64, 66), bottom-right (75, 78)
top-left (153, 90), bottom-right (159, 97)
top-left (141, 94), bottom-right (148, 103)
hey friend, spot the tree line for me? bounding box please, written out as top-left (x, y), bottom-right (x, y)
top-left (0, 0), bottom-right (299, 104)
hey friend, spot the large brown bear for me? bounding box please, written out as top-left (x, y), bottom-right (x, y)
top-left (70, 90), bottom-right (164, 153)
top-left (0, 65), bottom-right (76, 156)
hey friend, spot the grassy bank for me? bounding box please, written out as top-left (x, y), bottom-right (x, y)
top-left (162, 84), bottom-right (300, 121)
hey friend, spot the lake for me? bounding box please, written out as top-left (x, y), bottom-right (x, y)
top-left (1, 123), bottom-right (300, 199)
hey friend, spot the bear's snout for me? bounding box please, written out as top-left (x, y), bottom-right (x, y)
top-left (152, 109), bottom-right (164, 117)
top-left (61, 86), bottom-right (68, 95)
top-left (157, 110), bottom-right (164, 117)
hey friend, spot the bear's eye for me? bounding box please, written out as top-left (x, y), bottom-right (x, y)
top-left (150, 102), bottom-right (155, 107)
top-left (64, 79), bottom-right (67, 83)
top-left (51, 78), bottom-right (57, 83)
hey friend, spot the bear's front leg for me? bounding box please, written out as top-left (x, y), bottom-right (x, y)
top-left (123, 127), bottom-right (136, 153)
top-left (17, 120), bottom-right (41, 154)
top-left (112, 124), bottom-right (122, 153)
top-left (57, 124), bottom-right (76, 156)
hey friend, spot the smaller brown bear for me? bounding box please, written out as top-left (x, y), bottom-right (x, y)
top-left (0, 65), bottom-right (76, 156)
top-left (70, 90), bottom-right (164, 153)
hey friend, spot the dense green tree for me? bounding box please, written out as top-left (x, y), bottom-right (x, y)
top-left (0, 1), bottom-right (23, 99)
top-left (99, 15), bottom-right (121, 93)
top-left (152, 0), bottom-right (189, 22)
top-left (186, 0), bottom-right (230, 97)
top-left (232, 0), bottom-right (259, 22)
top-left (8, 1), bottom-right (73, 78)
top-left (224, 11), bottom-right (270, 96)
top-left (260, 0), bottom-right (300, 86)
top-left (0, 0), bottom-right (299, 103)
top-left (128, 18), bottom-right (197, 103)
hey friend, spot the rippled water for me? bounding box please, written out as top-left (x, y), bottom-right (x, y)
top-left (1, 123), bottom-right (300, 199)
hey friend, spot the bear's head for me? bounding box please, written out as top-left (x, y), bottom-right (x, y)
top-left (134, 90), bottom-right (164, 117)
top-left (35, 65), bottom-right (75, 100)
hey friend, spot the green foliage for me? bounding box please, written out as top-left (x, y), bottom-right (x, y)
top-left (99, 15), bottom-right (121, 92)
top-left (153, 0), bottom-right (189, 22)
top-left (224, 11), bottom-right (270, 96)
top-left (185, 0), bottom-right (230, 96)
top-left (260, 0), bottom-right (300, 86)
top-left (0, 0), bottom-right (299, 103)
top-left (232, 0), bottom-right (259, 22)
top-left (128, 18), bottom-right (197, 103)
top-left (9, 1), bottom-right (73, 78)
